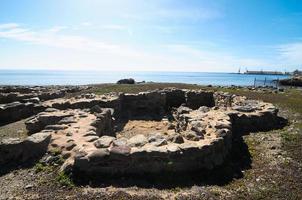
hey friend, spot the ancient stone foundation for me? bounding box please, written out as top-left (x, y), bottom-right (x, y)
top-left (0, 87), bottom-right (283, 177)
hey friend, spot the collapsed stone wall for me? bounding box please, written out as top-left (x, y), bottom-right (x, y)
top-left (0, 102), bottom-right (44, 125)
top-left (91, 108), bottom-right (114, 137)
top-left (228, 100), bottom-right (281, 133)
top-left (0, 132), bottom-right (51, 166)
top-left (25, 109), bottom-right (74, 134)
top-left (0, 86), bottom-right (86, 124)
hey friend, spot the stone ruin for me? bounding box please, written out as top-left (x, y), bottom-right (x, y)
top-left (0, 87), bottom-right (283, 178)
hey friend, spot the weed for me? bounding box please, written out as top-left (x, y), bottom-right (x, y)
top-left (56, 171), bottom-right (74, 187)
top-left (34, 162), bottom-right (53, 173)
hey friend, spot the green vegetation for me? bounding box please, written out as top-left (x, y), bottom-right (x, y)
top-left (34, 162), bottom-right (53, 173)
top-left (90, 82), bottom-right (208, 95)
top-left (56, 171), bottom-right (74, 188)
top-left (49, 148), bottom-right (62, 156)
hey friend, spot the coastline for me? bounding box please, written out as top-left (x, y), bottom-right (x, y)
top-left (0, 70), bottom-right (290, 86)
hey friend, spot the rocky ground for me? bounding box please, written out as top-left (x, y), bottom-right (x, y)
top-left (0, 83), bottom-right (301, 200)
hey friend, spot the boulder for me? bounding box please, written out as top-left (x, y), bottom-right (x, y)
top-left (117, 78), bottom-right (135, 84)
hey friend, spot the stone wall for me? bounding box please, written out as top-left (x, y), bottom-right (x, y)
top-left (186, 90), bottom-right (215, 109)
top-left (73, 135), bottom-right (231, 176)
top-left (72, 109), bottom-right (233, 176)
top-left (121, 91), bottom-right (166, 118)
top-left (163, 88), bottom-right (186, 109)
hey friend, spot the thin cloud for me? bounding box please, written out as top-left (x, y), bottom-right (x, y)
top-left (0, 23), bottom-right (278, 72)
top-left (0, 23), bottom-right (121, 53)
top-left (0, 23), bottom-right (20, 29)
top-left (277, 42), bottom-right (302, 65)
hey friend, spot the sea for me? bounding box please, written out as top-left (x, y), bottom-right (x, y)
top-left (0, 70), bottom-right (290, 86)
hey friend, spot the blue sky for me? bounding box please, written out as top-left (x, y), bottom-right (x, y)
top-left (0, 0), bottom-right (301, 72)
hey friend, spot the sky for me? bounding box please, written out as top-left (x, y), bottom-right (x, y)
top-left (0, 0), bottom-right (301, 72)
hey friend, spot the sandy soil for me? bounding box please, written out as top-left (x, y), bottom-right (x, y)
top-left (115, 120), bottom-right (175, 139)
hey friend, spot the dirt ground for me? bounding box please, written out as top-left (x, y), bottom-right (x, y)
top-left (0, 118), bottom-right (28, 141)
top-left (115, 120), bottom-right (174, 139)
top-left (0, 84), bottom-right (301, 200)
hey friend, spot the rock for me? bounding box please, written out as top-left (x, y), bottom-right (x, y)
top-left (94, 136), bottom-right (116, 148)
top-left (90, 105), bottom-right (103, 113)
top-left (167, 123), bottom-right (175, 130)
top-left (58, 117), bottom-right (77, 124)
top-left (183, 131), bottom-right (202, 141)
top-left (112, 138), bottom-right (127, 147)
top-left (117, 78), bottom-right (135, 84)
top-left (190, 121), bottom-right (206, 136)
top-left (127, 134), bottom-right (148, 147)
top-left (82, 93), bottom-right (96, 99)
top-left (166, 143), bottom-right (180, 152)
top-left (85, 136), bottom-right (99, 142)
top-left (45, 124), bottom-right (69, 130)
top-left (83, 130), bottom-right (97, 137)
top-left (177, 106), bottom-right (192, 114)
top-left (148, 134), bottom-right (167, 146)
top-left (66, 132), bottom-right (73, 136)
top-left (25, 184), bottom-right (33, 189)
top-left (233, 105), bottom-right (255, 112)
top-left (44, 108), bottom-right (59, 112)
top-left (110, 145), bottom-right (131, 156)
top-left (198, 106), bottom-right (210, 113)
top-left (214, 121), bottom-right (231, 129)
top-left (24, 97), bottom-right (40, 104)
top-left (88, 149), bottom-right (110, 162)
top-left (65, 142), bottom-right (76, 151)
top-left (167, 133), bottom-right (184, 144)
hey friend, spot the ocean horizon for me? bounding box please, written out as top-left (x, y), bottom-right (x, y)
top-left (0, 70), bottom-right (290, 86)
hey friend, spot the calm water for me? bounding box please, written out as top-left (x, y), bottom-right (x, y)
top-left (0, 70), bottom-right (289, 86)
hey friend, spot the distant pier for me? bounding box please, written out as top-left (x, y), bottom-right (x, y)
top-left (244, 70), bottom-right (286, 75)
